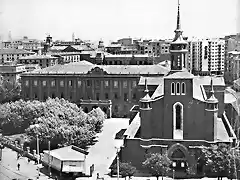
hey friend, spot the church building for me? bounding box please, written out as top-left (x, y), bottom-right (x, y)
top-left (121, 1), bottom-right (237, 178)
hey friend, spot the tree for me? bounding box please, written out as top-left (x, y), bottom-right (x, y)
top-left (143, 153), bottom-right (172, 180)
top-left (199, 144), bottom-right (240, 180)
top-left (0, 98), bottom-right (105, 151)
top-left (0, 79), bottom-right (21, 104)
top-left (111, 162), bottom-right (137, 180)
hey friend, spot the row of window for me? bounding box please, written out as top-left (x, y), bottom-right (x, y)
top-left (27, 79), bottom-right (137, 89)
top-left (30, 91), bottom-right (137, 102)
top-left (171, 82), bottom-right (186, 95)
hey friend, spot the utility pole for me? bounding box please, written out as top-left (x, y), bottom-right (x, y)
top-left (48, 140), bottom-right (51, 177)
top-left (0, 143), bottom-right (3, 161)
top-left (37, 134), bottom-right (40, 179)
top-left (117, 150), bottom-right (119, 180)
top-left (115, 147), bottom-right (120, 180)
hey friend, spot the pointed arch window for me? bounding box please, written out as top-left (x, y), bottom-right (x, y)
top-left (176, 82), bottom-right (180, 95)
top-left (181, 82), bottom-right (186, 95)
top-left (175, 105), bottom-right (182, 129)
top-left (173, 102), bottom-right (183, 132)
top-left (171, 82), bottom-right (175, 95)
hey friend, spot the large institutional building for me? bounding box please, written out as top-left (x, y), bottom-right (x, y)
top-left (20, 61), bottom-right (169, 117)
top-left (121, 2), bottom-right (236, 178)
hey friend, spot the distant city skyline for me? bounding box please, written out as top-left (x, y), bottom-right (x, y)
top-left (0, 0), bottom-right (238, 43)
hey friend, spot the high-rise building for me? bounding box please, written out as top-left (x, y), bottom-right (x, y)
top-left (188, 38), bottom-right (225, 75)
top-left (224, 51), bottom-right (240, 84)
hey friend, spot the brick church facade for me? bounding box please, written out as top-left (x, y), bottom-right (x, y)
top-left (121, 1), bottom-right (237, 178)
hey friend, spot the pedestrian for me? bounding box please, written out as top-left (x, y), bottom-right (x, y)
top-left (17, 163), bottom-right (20, 171)
top-left (28, 158), bottom-right (31, 163)
top-left (97, 173), bottom-right (99, 179)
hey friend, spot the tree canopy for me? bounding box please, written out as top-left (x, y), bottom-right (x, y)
top-left (198, 144), bottom-right (240, 179)
top-left (0, 98), bottom-right (105, 151)
top-left (0, 79), bottom-right (21, 104)
top-left (143, 153), bottom-right (172, 180)
top-left (111, 162), bottom-right (137, 179)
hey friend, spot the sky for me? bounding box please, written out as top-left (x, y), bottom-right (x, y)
top-left (0, 0), bottom-right (238, 43)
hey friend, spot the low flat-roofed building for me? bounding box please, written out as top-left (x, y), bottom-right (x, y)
top-left (18, 54), bottom-right (59, 68)
top-left (49, 52), bottom-right (82, 64)
top-left (42, 145), bottom-right (88, 176)
top-left (20, 62), bottom-right (169, 117)
top-left (104, 54), bottom-right (163, 65)
top-left (24, 64), bottom-right (41, 72)
top-left (0, 64), bottom-right (26, 82)
top-left (0, 48), bottom-right (35, 64)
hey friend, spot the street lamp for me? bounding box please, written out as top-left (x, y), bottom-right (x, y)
top-left (48, 140), bottom-right (52, 177)
top-left (172, 162), bottom-right (176, 180)
top-left (0, 143), bottom-right (4, 161)
top-left (30, 124), bottom-right (40, 179)
top-left (115, 147), bottom-right (120, 180)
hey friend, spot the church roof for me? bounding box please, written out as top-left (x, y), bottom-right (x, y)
top-left (150, 74), bottom-right (226, 102)
top-left (224, 87), bottom-right (237, 104)
top-left (216, 118), bottom-right (232, 142)
top-left (124, 112), bottom-right (140, 138)
top-left (192, 82), bottom-right (207, 101)
top-left (165, 71), bottom-right (194, 79)
top-left (151, 83), bottom-right (164, 99)
top-left (141, 93), bottom-right (151, 102)
top-left (138, 76), bottom-right (164, 86)
top-left (195, 76), bottom-right (225, 86)
top-left (171, 35), bottom-right (188, 45)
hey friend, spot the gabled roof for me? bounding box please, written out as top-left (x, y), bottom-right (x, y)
top-left (19, 54), bottom-right (58, 60)
top-left (24, 64), bottom-right (169, 75)
top-left (151, 80), bottom-right (164, 99)
top-left (0, 48), bottom-right (35, 54)
top-left (195, 76), bottom-right (225, 86)
top-left (165, 71), bottom-right (194, 79)
top-left (192, 82), bottom-right (207, 102)
top-left (43, 145), bottom-right (88, 161)
top-left (102, 65), bottom-right (169, 75)
top-left (224, 87), bottom-right (237, 104)
top-left (138, 76), bottom-right (164, 86)
top-left (124, 112), bottom-right (140, 138)
top-left (216, 118), bottom-right (232, 142)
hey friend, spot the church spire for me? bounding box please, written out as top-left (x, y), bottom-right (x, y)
top-left (173, 0), bottom-right (183, 38)
top-left (210, 78), bottom-right (214, 96)
top-left (169, 0), bottom-right (188, 72)
top-left (206, 77), bottom-right (218, 103)
top-left (176, 0), bottom-right (181, 31)
top-left (140, 79), bottom-right (151, 102)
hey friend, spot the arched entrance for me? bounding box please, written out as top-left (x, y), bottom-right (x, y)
top-left (92, 105), bottom-right (98, 110)
top-left (84, 107), bottom-right (89, 113)
top-left (168, 144), bottom-right (189, 174)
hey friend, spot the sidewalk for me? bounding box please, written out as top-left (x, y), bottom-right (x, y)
top-left (1, 147), bottom-right (54, 180)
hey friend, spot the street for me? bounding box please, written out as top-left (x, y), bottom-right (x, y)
top-left (0, 147), bottom-right (53, 180)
